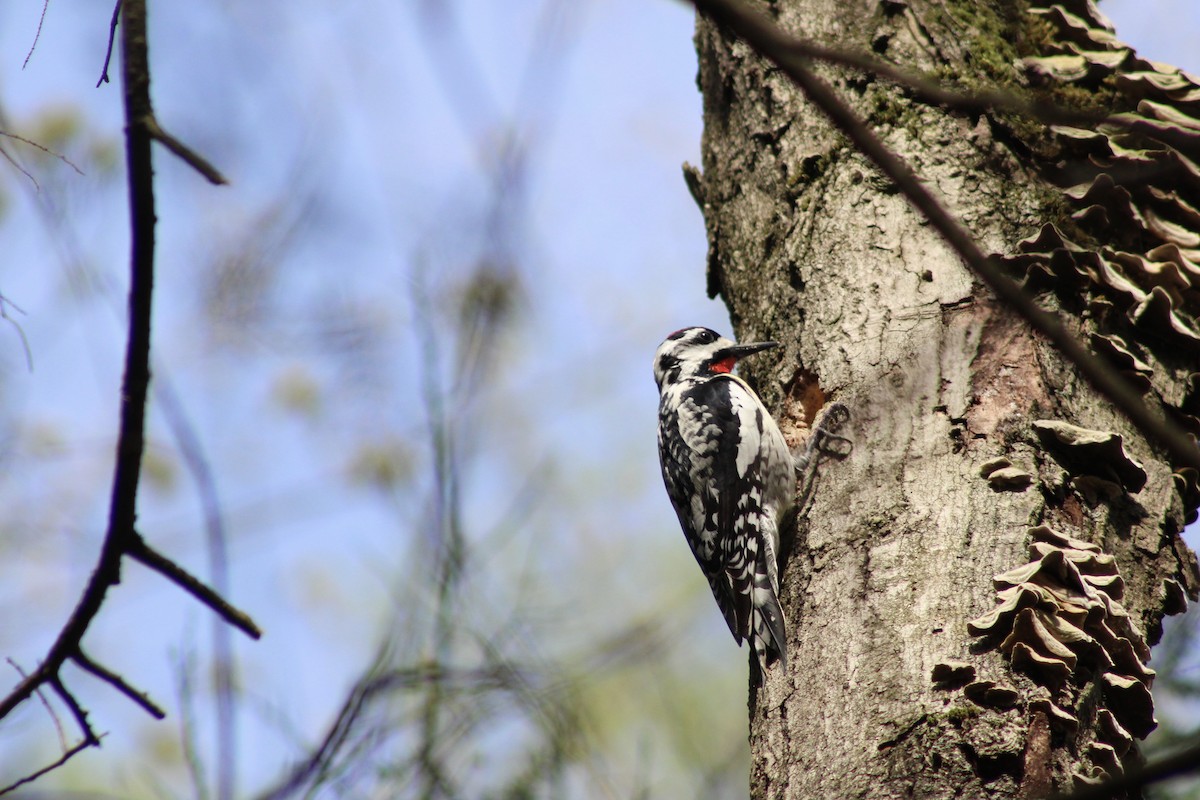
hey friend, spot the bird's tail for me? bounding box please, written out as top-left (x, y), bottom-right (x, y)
top-left (750, 576), bottom-right (787, 677)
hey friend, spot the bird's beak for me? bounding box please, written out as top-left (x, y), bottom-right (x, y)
top-left (710, 341), bottom-right (778, 374)
top-left (717, 341), bottom-right (779, 360)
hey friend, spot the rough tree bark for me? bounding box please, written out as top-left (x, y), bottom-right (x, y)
top-left (690, 0), bottom-right (1200, 797)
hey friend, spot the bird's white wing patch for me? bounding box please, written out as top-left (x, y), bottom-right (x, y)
top-left (728, 378), bottom-right (765, 479)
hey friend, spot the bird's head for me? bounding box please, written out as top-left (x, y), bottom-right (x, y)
top-left (652, 326), bottom-right (779, 390)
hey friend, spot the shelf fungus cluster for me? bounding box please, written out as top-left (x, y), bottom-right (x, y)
top-left (966, 525), bottom-right (1153, 783)
top-left (993, 0), bottom-right (1200, 523)
top-left (924, 0), bottom-right (1200, 790)
top-left (1031, 420), bottom-right (1147, 502)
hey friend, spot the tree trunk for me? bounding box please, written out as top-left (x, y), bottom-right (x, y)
top-left (692, 1), bottom-right (1200, 797)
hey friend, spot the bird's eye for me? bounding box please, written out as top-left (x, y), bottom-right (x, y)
top-left (695, 329), bottom-right (715, 344)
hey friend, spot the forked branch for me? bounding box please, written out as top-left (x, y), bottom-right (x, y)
top-left (0, 0), bottom-right (254, 792)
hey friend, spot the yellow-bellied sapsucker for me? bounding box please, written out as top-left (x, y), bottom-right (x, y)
top-left (653, 326), bottom-right (793, 675)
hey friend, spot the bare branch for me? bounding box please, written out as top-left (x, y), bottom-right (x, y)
top-left (0, 677), bottom-right (101, 797)
top-left (0, 146), bottom-right (38, 188)
top-left (48, 678), bottom-right (98, 746)
top-left (0, 0), bottom-right (157, 714)
top-left (96, 0), bottom-right (122, 87)
top-left (72, 648), bottom-right (166, 719)
top-left (0, 1), bottom-right (252, 769)
top-left (256, 657), bottom-right (547, 800)
top-left (0, 0), bottom-right (157, 726)
top-left (144, 114), bottom-right (228, 185)
top-left (127, 532), bottom-right (263, 640)
top-left (256, 646), bottom-right (394, 800)
top-left (688, 0), bottom-right (1200, 472)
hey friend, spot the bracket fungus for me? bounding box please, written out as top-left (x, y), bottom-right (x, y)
top-left (969, 525), bottom-right (1156, 743)
top-left (989, 0), bottom-right (1200, 517)
top-left (956, 0), bottom-right (1200, 784)
top-left (1174, 469), bottom-right (1200, 524)
top-left (978, 457), bottom-right (1034, 491)
top-left (1161, 578), bottom-right (1189, 615)
top-left (1088, 333), bottom-right (1153, 392)
top-left (1031, 420), bottom-right (1147, 494)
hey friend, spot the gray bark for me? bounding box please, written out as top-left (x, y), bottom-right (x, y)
top-left (692, 1), bottom-right (1200, 797)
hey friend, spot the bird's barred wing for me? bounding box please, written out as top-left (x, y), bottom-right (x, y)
top-left (710, 375), bottom-right (787, 665)
top-left (659, 381), bottom-right (742, 642)
top-left (658, 376), bottom-right (780, 646)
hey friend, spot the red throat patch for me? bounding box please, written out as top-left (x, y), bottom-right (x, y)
top-left (710, 357), bottom-right (737, 374)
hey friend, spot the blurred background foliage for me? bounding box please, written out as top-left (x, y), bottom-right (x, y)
top-left (0, 0), bottom-right (1196, 798)
top-left (0, 1), bottom-right (746, 797)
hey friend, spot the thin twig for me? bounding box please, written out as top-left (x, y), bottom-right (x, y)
top-left (127, 532), bottom-right (263, 640)
top-left (155, 373), bottom-right (239, 800)
top-left (22, 0), bottom-right (51, 70)
top-left (175, 648), bottom-right (213, 800)
top-left (48, 678), bottom-right (97, 746)
top-left (689, 0), bottom-right (1200, 472)
top-left (96, 0), bottom-right (123, 87)
top-left (413, 267), bottom-right (467, 800)
top-left (0, 130), bottom-right (84, 175)
top-left (254, 658), bottom-right (548, 800)
top-left (5, 659), bottom-right (66, 751)
top-left (0, 142), bottom-right (40, 188)
top-left (255, 647), bottom-right (394, 800)
top-left (0, 294), bottom-right (34, 371)
top-left (0, 739), bottom-right (93, 797)
top-left (72, 648), bottom-right (166, 719)
top-left (144, 115), bottom-right (228, 185)
top-left (0, 676), bottom-right (103, 796)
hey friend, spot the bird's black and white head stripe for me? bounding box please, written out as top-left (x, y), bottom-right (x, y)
top-left (653, 326), bottom-right (778, 391)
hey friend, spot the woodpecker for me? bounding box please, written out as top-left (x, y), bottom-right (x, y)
top-left (653, 326), bottom-right (793, 676)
